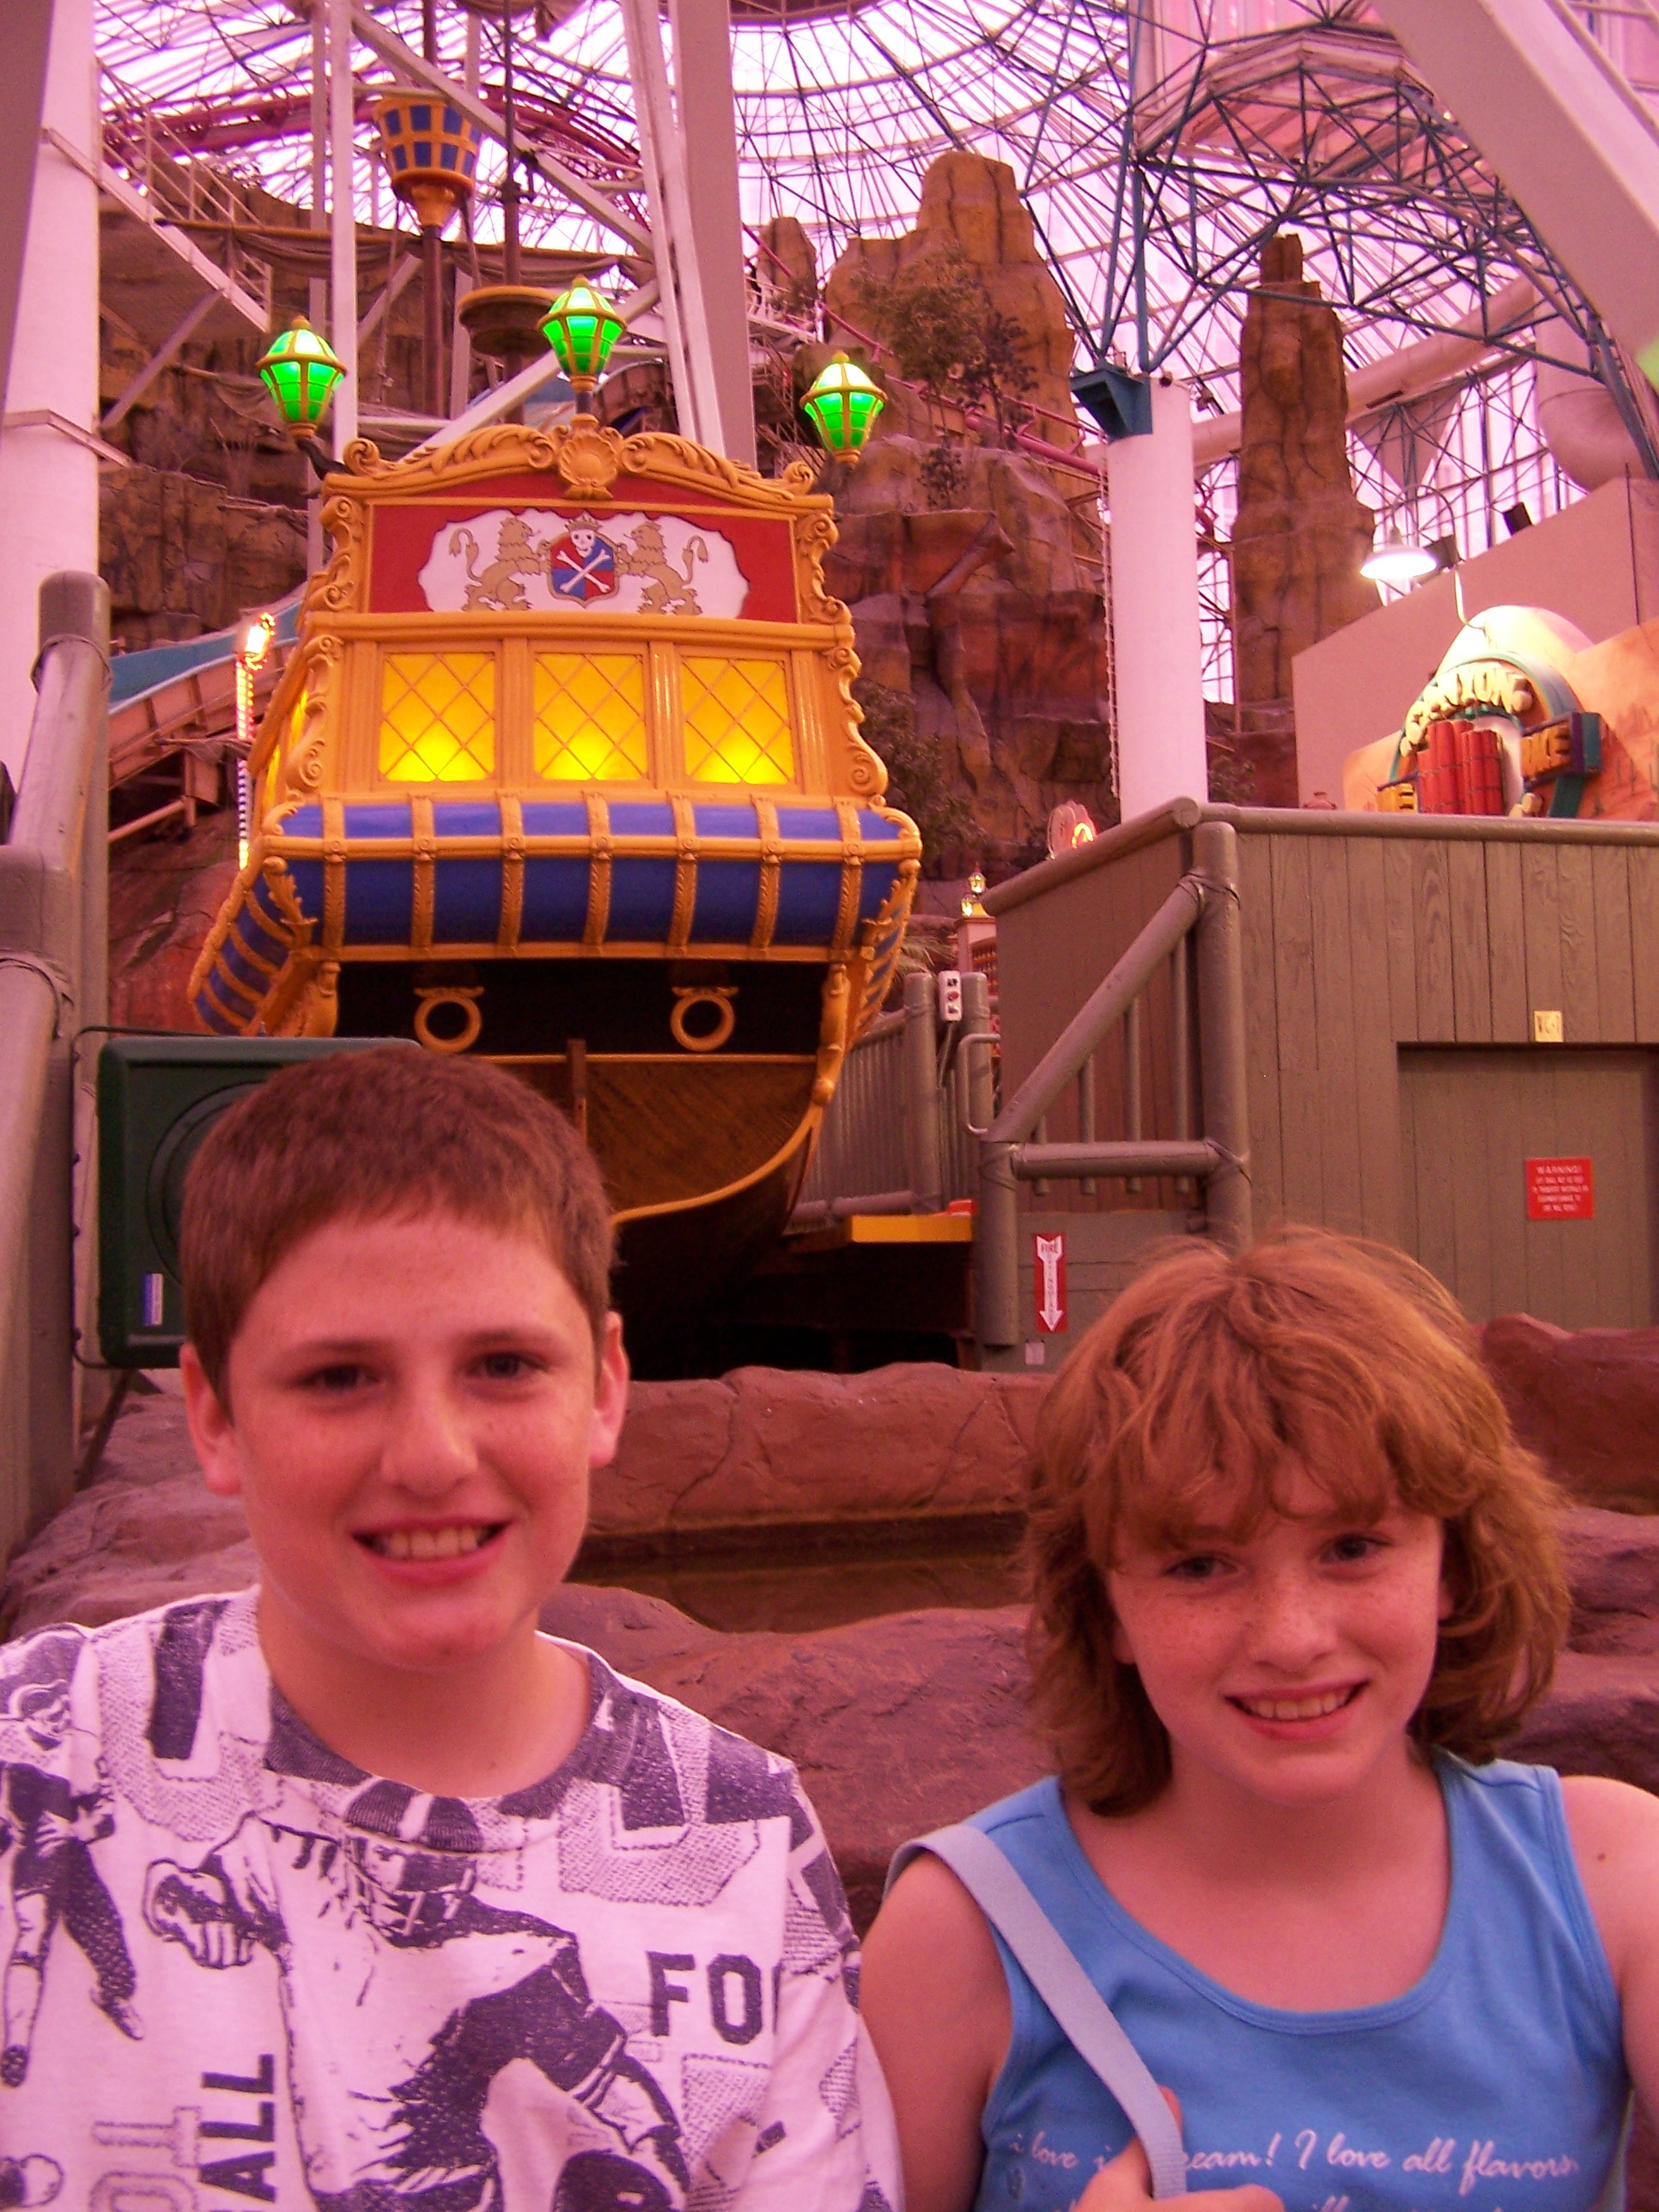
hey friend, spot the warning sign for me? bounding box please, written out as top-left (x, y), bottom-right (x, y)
top-left (1034, 1233), bottom-right (1067, 1333)
top-left (1526, 1157), bottom-right (1595, 1221)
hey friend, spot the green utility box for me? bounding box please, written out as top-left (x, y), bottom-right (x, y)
top-left (98, 1036), bottom-right (410, 1366)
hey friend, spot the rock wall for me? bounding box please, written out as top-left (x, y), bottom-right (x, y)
top-left (1232, 234), bottom-right (1379, 804)
top-left (828, 436), bottom-right (1114, 872)
top-left (109, 808), bottom-right (237, 1030)
top-left (102, 463), bottom-right (307, 652)
top-left (825, 150), bottom-right (1080, 453)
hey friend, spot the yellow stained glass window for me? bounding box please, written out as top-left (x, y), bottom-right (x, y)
top-left (534, 653), bottom-right (647, 781)
top-left (379, 653), bottom-right (495, 781)
top-left (682, 657), bottom-right (795, 785)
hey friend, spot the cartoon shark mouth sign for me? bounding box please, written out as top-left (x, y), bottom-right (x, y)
top-left (417, 509), bottom-right (753, 618)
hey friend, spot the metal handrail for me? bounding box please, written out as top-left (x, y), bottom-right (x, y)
top-left (0, 574), bottom-right (110, 1552)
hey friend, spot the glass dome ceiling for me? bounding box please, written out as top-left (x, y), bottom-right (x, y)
top-left (92, 0), bottom-right (1653, 580)
top-left (93, 0), bottom-right (1528, 400)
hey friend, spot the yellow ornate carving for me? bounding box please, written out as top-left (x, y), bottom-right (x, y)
top-left (556, 420), bottom-right (627, 498)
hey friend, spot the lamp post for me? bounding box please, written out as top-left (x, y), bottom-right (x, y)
top-left (256, 316), bottom-right (348, 447)
top-left (799, 353), bottom-right (886, 463)
top-left (234, 611), bottom-right (276, 870)
top-left (372, 93), bottom-right (483, 417)
top-left (540, 280), bottom-right (627, 416)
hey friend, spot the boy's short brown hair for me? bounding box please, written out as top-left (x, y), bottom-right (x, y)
top-left (180, 1046), bottom-right (613, 1402)
top-left (1024, 1227), bottom-right (1568, 1814)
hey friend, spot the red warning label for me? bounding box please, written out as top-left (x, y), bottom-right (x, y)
top-left (1526, 1157), bottom-right (1595, 1221)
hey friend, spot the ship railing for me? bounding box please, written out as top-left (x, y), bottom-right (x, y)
top-left (0, 574), bottom-right (110, 1555)
top-left (791, 966), bottom-right (995, 1226)
top-left (973, 817), bottom-right (1251, 1364)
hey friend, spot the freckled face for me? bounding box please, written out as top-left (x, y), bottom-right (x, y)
top-left (182, 1212), bottom-right (628, 1683)
top-left (1106, 1462), bottom-right (1449, 1808)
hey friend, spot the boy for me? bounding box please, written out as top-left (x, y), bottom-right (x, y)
top-left (0, 1047), bottom-right (898, 2212)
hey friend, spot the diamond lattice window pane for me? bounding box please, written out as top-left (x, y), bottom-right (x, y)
top-left (533, 653), bottom-right (648, 780)
top-left (682, 657), bottom-right (795, 784)
top-left (379, 653), bottom-right (496, 781)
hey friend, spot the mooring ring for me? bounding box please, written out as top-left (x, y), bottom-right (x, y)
top-left (670, 986), bottom-right (736, 1053)
top-left (414, 986), bottom-right (483, 1054)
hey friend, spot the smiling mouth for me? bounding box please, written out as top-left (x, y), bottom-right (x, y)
top-left (357, 1524), bottom-right (505, 1562)
top-left (1230, 1686), bottom-right (1361, 1723)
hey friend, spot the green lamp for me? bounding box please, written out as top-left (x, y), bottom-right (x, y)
top-left (256, 316), bottom-right (347, 440)
top-left (540, 280), bottom-right (626, 404)
top-left (800, 352), bottom-right (885, 460)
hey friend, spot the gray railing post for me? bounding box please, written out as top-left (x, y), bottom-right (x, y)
top-left (1193, 818), bottom-right (1253, 1246)
top-left (0, 573), bottom-right (110, 1549)
top-left (976, 1139), bottom-right (1021, 1351)
top-left (961, 967), bottom-right (994, 1136)
top-left (903, 965), bottom-right (944, 1214)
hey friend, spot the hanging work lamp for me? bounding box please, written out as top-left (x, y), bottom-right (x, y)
top-left (800, 353), bottom-right (885, 459)
top-left (540, 280), bottom-right (627, 398)
top-left (256, 317), bottom-right (347, 439)
top-left (1361, 532), bottom-right (1439, 586)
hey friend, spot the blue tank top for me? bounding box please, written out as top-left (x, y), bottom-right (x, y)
top-left (967, 1760), bottom-right (1628, 2212)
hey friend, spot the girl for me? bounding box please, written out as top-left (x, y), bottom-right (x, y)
top-left (862, 1230), bottom-right (1659, 2212)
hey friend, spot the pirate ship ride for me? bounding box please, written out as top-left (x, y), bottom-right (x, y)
top-left (188, 410), bottom-right (921, 1311)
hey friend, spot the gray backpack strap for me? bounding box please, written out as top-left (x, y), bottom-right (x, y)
top-left (890, 1823), bottom-right (1188, 2200)
top-left (1595, 2098), bottom-right (1631, 2212)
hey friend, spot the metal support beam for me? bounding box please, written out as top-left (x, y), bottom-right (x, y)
top-left (666, 0), bottom-right (757, 466)
top-left (616, 0), bottom-right (721, 448)
top-left (1010, 1140), bottom-right (1221, 1180)
top-left (0, 574), bottom-right (108, 1538)
top-left (328, 0), bottom-right (360, 452)
top-left (1192, 818), bottom-right (1252, 1247)
top-left (349, 8), bottom-right (651, 254)
top-left (100, 293), bottom-right (218, 434)
top-left (45, 131), bottom-right (268, 332)
top-left (1373, 0), bottom-right (1659, 382)
top-left (0, 0), bottom-right (52, 419)
top-left (358, 248), bottom-right (418, 349)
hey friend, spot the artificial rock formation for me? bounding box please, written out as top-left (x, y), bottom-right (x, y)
top-left (1480, 1313), bottom-right (1659, 1510)
top-left (1231, 233), bottom-right (1379, 804)
top-left (827, 435), bottom-right (1114, 871)
top-left (109, 808), bottom-right (238, 1030)
top-left (825, 150), bottom-right (1080, 453)
top-left (811, 152), bottom-right (1113, 869)
top-left (755, 215), bottom-right (818, 322)
top-left (101, 463), bottom-right (307, 652)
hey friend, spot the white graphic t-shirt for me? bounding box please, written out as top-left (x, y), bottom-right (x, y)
top-left (0, 1591), bottom-right (899, 2212)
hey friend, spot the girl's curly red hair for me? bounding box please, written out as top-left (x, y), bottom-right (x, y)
top-left (1024, 1227), bottom-right (1569, 1814)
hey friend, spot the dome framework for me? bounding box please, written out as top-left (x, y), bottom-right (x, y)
top-left (91, 0), bottom-right (1659, 673)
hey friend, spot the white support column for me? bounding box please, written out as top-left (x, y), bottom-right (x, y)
top-left (0, 0), bottom-right (99, 781)
top-left (328, 0), bottom-right (360, 453)
top-left (617, 0), bottom-right (733, 454)
top-left (1105, 379), bottom-right (1209, 819)
top-left (666, 0), bottom-right (756, 467)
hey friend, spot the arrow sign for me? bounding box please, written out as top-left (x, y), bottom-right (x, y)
top-left (1034, 1233), bottom-right (1067, 1334)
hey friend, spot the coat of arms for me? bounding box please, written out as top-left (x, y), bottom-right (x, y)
top-left (417, 507), bottom-right (746, 618)
top-left (546, 517), bottom-right (618, 604)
